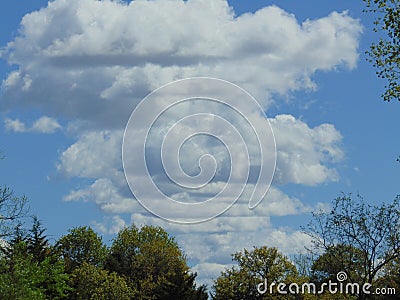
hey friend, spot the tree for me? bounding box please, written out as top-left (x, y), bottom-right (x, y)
top-left (211, 246), bottom-right (299, 300)
top-left (0, 241), bottom-right (46, 300)
top-left (310, 244), bottom-right (365, 287)
top-left (304, 194), bottom-right (400, 299)
top-left (0, 240), bottom-right (70, 300)
top-left (0, 186), bottom-right (28, 238)
top-left (68, 262), bottom-right (134, 300)
top-left (27, 216), bottom-right (51, 262)
top-left (106, 224), bottom-right (207, 300)
top-left (56, 226), bottom-right (108, 273)
top-left (363, 0), bottom-right (400, 102)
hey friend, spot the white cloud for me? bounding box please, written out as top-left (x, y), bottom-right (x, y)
top-left (32, 116), bottom-right (62, 133)
top-left (63, 177), bottom-right (136, 214)
top-left (4, 116), bottom-right (61, 133)
top-left (1, 0), bottom-right (362, 126)
top-left (55, 111), bottom-right (340, 225)
top-left (4, 118), bottom-right (27, 133)
top-left (270, 114), bottom-right (343, 185)
top-left (57, 130), bottom-right (123, 179)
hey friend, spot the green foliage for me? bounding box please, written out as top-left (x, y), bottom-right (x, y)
top-left (56, 226), bottom-right (108, 273)
top-left (0, 241), bottom-right (70, 300)
top-left (0, 218), bottom-right (207, 299)
top-left (311, 244), bottom-right (365, 285)
top-left (106, 224), bottom-right (207, 300)
top-left (212, 246), bottom-right (299, 300)
top-left (364, 0), bottom-right (400, 101)
top-left (27, 216), bottom-right (51, 262)
top-left (69, 262), bottom-right (134, 300)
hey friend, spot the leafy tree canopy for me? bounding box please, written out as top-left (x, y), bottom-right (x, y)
top-left (56, 226), bottom-right (108, 273)
top-left (364, 0), bottom-right (400, 101)
top-left (69, 262), bottom-right (134, 300)
top-left (106, 224), bottom-right (207, 300)
top-left (212, 246), bottom-right (298, 300)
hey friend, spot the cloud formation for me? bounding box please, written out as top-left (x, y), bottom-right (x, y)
top-left (271, 114), bottom-right (343, 185)
top-left (0, 0), bottom-right (362, 286)
top-left (4, 116), bottom-right (61, 133)
top-left (1, 0), bottom-right (361, 125)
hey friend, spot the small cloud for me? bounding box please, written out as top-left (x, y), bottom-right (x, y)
top-left (4, 116), bottom-right (61, 134)
top-left (4, 118), bottom-right (27, 132)
top-left (32, 116), bottom-right (61, 133)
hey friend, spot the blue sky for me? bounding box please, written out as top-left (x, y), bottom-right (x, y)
top-left (1, 0), bottom-right (399, 286)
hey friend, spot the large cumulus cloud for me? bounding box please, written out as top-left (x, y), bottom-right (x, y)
top-left (1, 0), bottom-right (361, 124)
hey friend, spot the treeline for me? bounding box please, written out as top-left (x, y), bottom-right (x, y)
top-left (1, 186), bottom-right (399, 299)
top-left (0, 216), bottom-right (208, 299)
